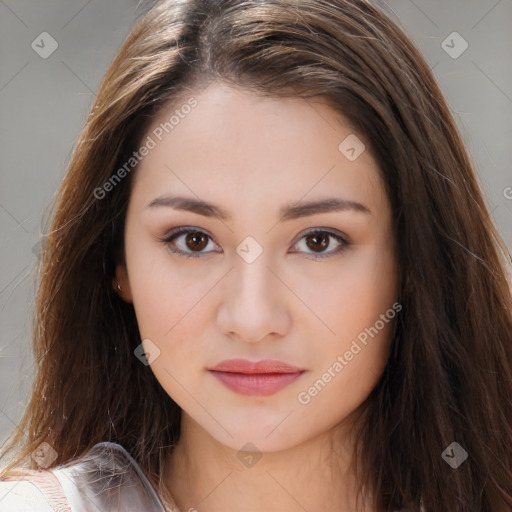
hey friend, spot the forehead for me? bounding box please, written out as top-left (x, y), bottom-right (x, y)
top-left (130, 81), bottom-right (386, 213)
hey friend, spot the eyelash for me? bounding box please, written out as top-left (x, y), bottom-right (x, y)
top-left (157, 226), bottom-right (350, 260)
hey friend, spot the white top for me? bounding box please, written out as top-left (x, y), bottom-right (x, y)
top-left (0, 442), bottom-right (169, 511)
top-left (0, 479), bottom-right (54, 511)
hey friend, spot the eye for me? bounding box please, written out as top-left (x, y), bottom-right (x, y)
top-left (158, 227), bottom-right (221, 259)
top-left (290, 229), bottom-right (350, 259)
top-left (158, 227), bottom-right (350, 260)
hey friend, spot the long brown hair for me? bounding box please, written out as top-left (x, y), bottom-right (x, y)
top-left (1, 0), bottom-right (511, 510)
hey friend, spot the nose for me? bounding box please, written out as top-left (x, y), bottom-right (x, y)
top-left (216, 256), bottom-right (291, 343)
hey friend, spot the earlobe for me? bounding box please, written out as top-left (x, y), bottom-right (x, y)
top-left (113, 264), bottom-right (133, 303)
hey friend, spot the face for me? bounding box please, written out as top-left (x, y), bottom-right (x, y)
top-left (115, 81), bottom-right (399, 452)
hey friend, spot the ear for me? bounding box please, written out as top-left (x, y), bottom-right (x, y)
top-left (113, 263), bottom-right (133, 303)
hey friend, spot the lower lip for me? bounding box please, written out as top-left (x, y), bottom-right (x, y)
top-left (209, 371), bottom-right (304, 396)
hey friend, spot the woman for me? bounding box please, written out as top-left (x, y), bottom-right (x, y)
top-left (1, 0), bottom-right (511, 510)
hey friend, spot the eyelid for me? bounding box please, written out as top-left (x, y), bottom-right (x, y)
top-left (157, 226), bottom-right (351, 259)
top-left (289, 227), bottom-right (350, 258)
top-left (157, 226), bottom-right (222, 259)
top-left (292, 227), bottom-right (350, 245)
top-left (160, 225), bottom-right (217, 243)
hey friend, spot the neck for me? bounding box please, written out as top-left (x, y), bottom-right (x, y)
top-left (162, 411), bottom-right (373, 512)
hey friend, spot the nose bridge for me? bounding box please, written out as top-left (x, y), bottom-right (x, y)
top-left (217, 251), bottom-right (290, 341)
top-left (232, 252), bottom-right (276, 311)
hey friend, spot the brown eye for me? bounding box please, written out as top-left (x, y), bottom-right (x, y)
top-left (291, 229), bottom-right (349, 259)
top-left (185, 232), bottom-right (209, 251)
top-left (305, 232), bottom-right (330, 252)
top-left (159, 227), bottom-right (221, 259)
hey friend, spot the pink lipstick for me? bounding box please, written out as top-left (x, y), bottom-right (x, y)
top-left (208, 359), bottom-right (305, 396)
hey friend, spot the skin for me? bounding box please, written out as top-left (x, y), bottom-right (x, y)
top-left (115, 81), bottom-right (399, 512)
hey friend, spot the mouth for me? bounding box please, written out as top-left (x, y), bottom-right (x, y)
top-left (208, 359), bottom-right (306, 396)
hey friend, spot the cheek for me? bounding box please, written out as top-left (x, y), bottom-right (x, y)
top-left (125, 234), bottom-right (212, 341)
top-left (293, 244), bottom-right (397, 408)
top-left (292, 243), bottom-right (397, 342)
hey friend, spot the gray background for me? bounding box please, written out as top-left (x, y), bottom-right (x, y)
top-left (1, 0), bottom-right (511, 446)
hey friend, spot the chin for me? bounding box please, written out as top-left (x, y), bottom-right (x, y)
top-left (204, 420), bottom-right (310, 454)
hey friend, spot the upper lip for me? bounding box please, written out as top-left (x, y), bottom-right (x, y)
top-left (209, 359), bottom-right (304, 374)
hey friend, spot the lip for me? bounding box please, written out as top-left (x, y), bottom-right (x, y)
top-left (208, 359), bottom-right (305, 396)
top-left (209, 359), bottom-right (304, 374)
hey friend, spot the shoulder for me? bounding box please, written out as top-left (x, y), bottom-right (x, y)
top-left (0, 467), bottom-right (71, 512)
top-left (0, 442), bottom-right (166, 512)
top-left (0, 478), bottom-right (55, 512)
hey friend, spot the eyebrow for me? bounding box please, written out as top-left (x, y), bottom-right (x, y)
top-left (146, 195), bottom-right (371, 221)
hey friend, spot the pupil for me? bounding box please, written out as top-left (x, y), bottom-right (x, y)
top-left (186, 232), bottom-right (208, 251)
top-left (306, 233), bottom-right (328, 252)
